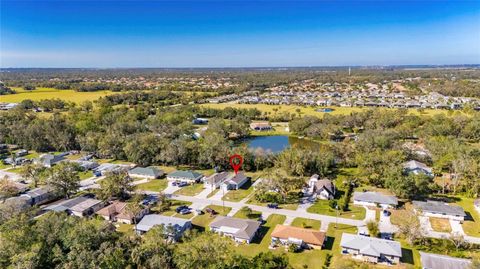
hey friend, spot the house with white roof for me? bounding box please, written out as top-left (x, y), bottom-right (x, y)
top-left (340, 233), bottom-right (402, 264)
top-left (128, 166), bottom-right (164, 179)
top-left (204, 171), bottom-right (229, 190)
top-left (135, 214), bottom-right (192, 240)
top-left (403, 160), bottom-right (434, 177)
top-left (413, 200), bottom-right (466, 222)
top-left (220, 172), bottom-right (248, 191)
top-left (420, 252), bottom-right (471, 269)
top-left (209, 216), bottom-right (261, 244)
top-left (167, 170), bottom-right (204, 184)
top-left (44, 196), bottom-right (104, 217)
top-left (353, 191), bottom-right (398, 209)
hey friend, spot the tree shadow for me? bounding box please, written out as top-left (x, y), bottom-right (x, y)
top-left (191, 224), bottom-right (205, 233)
top-left (400, 248), bottom-right (414, 265)
top-left (464, 211), bottom-right (474, 222)
top-left (239, 178), bottom-right (252, 190)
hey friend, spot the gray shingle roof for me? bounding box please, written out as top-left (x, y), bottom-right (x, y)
top-left (413, 200), bottom-right (466, 217)
top-left (205, 172), bottom-right (230, 184)
top-left (353, 191), bottom-right (398, 206)
top-left (168, 170), bottom-right (203, 180)
top-left (129, 167), bottom-right (163, 178)
top-left (420, 252), bottom-right (471, 269)
top-left (224, 172), bottom-right (247, 185)
top-left (209, 216), bottom-right (261, 240)
top-left (340, 233), bottom-right (402, 258)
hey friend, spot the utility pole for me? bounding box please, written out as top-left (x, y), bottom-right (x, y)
top-left (335, 205), bottom-right (339, 229)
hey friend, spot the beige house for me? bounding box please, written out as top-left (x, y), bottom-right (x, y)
top-left (96, 201), bottom-right (149, 224)
top-left (271, 225), bottom-right (326, 249)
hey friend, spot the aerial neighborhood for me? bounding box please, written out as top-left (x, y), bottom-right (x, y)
top-left (1, 68), bottom-right (479, 269)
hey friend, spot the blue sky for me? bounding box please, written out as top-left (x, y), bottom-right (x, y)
top-left (1, 1), bottom-right (479, 67)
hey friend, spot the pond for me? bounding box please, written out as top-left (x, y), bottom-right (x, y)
top-left (246, 135), bottom-right (319, 153)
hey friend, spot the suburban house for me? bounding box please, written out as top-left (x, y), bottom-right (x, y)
top-left (96, 201), bottom-right (149, 224)
top-left (403, 160), bottom-right (434, 177)
top-left (135, 214), bottom-right (192, 240)
top-left (45, 196), bottom-right (104, 217)
top-left (128, 166), bottom-right (164, 179)
top-left (412, 200), bottom-right (466, 222)
top-left (71, 160), bottom-right (99, 171)
top-left (21, 187), bottom-right (56, 206)
top-left (474, 198), bottom-right (480, 214)
top-left (250, 122), bottom-right (272, 131)
top-left (204, 171), bottom-right (229, 190)
top-left (209, 216), bottom-right (261, 244)
top-left (420, 252), bottom-right (472, 269)
top-left (221, 172), bottom-right (249, 191)
top-left (270, 225), bottom-right (326, 249)
top-left (94, 163), bottom-right (130, 176)
top-left (35, 152), bottom-right (68, 168)
top-left (167, 170), bottom-right (204, 184)
top-left (308, 175), bottom-right (335, 200)
top-left (340, 233), bottom-right (402, 264)
top-left (353, 191), bottom-right (398, 209)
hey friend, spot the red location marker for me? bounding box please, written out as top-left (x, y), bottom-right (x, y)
top-left (229, 154), bottom-right (243, 174)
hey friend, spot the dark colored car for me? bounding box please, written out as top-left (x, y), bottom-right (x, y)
top-left (176, 205), bottom-right (188, 213)
top-left (267, 203), bottom-right (278, 209)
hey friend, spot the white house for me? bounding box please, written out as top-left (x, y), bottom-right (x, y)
top-left (128, 166), bottom-right (164, 179)
top-left (353, 191), bottom-right (398, 209)
top-left (204, 172), bottom-right (229, 190)
top-left (308, 175), bottom-right (335, 200)
top-left (340, 233), bottom-right (402, 264)
top-left (167, 170), bottom-right (204, 184)
top-left (136, 214), bottom-right (192, 240)
top-left (420, 252), bottom-right (472, 269)
top-left (413, 200), bottom-right (466, 222)
top-left (209, 216), bottom-right (261, 244)
top-left (403, 160), bottom-right (434, 177)
top-left (44, 196), bottom-right (104, 217)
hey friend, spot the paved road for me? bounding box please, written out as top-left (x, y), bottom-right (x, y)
top-left (170, 193), bottom-right (365, 228)
top-left (0, 169), bottom-right (22, 181)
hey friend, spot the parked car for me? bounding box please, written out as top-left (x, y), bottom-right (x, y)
top-left (177, 182), bottom-right (188, 187)
top-left (180, 209), bottom-right (191, 215)
top-left (383, 210), bottom-right (391, 216)
top-left (267, 203), bottom-right (278, 209)
top-left (171, 181), bottom-right (178, 186)
top-left (176, 205), bottom-right (189, 213)
top-left (196, 209), bottom-right (204, 215)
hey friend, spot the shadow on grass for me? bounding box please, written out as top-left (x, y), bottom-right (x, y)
top-left (323, 236), bottom-right (335, 250)
top-left (251, 226), bottom-right (270, 244)
top-left (192, 224), bottom-right (205, 233)
top-left (464, 211), bottom-right (474, 222)
top-left (239, 178), bottom-right (253, 190)
top-left (401, 248), bottom-right (414, 265)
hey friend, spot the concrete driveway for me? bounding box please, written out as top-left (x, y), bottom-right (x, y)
top-left (449, 219), bottom-right (465, 235)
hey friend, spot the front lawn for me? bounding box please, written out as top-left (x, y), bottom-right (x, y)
top-left (236, 214), bottom-right (286, 255)
top-left (152, 199), bottom-right (192, 216)
top-left (206, 189), bottom-right (220, 198)
top-left (174, 183), bottom-right (205, 196)
top-left (247, 196), bottom-right (299, 210)
top-left (135, 179), bottom-right (168, 192)
top-left (233, 207), bottom-right (262, 220)
top-left (191, 205), bottom-right (232, 229)
top-left (0, 163), bottom-right (11, 170)
top-left (456, 197), bottom-right (480, 237)
top-left (222, 179), bottom-right (254, 202)
top-left (429, 217), bottom-right (452, 233)
top-left (290, 218), bottom-right (321, 230)
top-left (307, 200), bottom-right (366, 220)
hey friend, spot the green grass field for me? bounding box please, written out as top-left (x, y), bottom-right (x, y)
top-left (191, 205), bottom-right (232, 229)
top-left (174, 183), bottom-right (205, 196)
top-left (307, 200), bottom-right (366, 220)
top-left (4, 87), bottom-right (115, 103)
top-left (200, 103), bottom-right (460, 118)
top-left (233, 207), bottom-right (262, 219)
top-left (135, 179), bottom-right (168, 192)
top-left (290, 218), bottom-right (321, 230)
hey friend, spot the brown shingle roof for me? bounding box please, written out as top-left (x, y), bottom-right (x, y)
top-left (271, 225), bottom-right (326, 246)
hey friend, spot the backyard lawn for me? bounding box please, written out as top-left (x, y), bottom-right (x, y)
top-left (78, 171), bottom-right (93, 180)
top-left (307, 200), bottom-right (366, 220)
top-left (191, 205), bottom-right (232, 229)
top-left (135, 179), bottom-right (168, 192)
top-left (116, 223), bottom-right (135, 236)
top-left (174, 183), bottom-right (205, 196)
top-left (429, 217), bottom-right (452, 233)
top-left (290, 218), bottom-right (321, 230)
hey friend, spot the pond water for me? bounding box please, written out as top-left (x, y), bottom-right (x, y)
top-left (247, 135), bottom-right (318, 153)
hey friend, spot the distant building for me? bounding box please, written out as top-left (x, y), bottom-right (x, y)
top-left (128, 166), bottom-right (164, 179)
top-left (340, 233), bottom-right (402, 264)
top-left (21, 187), bottom-right (56, 206)
top-left (167, 170), bottom-right (204, 184)
top-left (35, 153), bottom-right (68, 168)
top-left (413, 200), bottom-right (466, 222)
top-left (250, 122), bottom-right (272, 131)
top-left (420, 252), bottom-right (471, 269)
top-left (271, 225), bottom-right (326, 249)
top-left (209, 216), bottom-right (261, 244)
top-left (353, 191), bottom-right (398, 209)
top-left (403, 160), bottom-right (433, 177)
